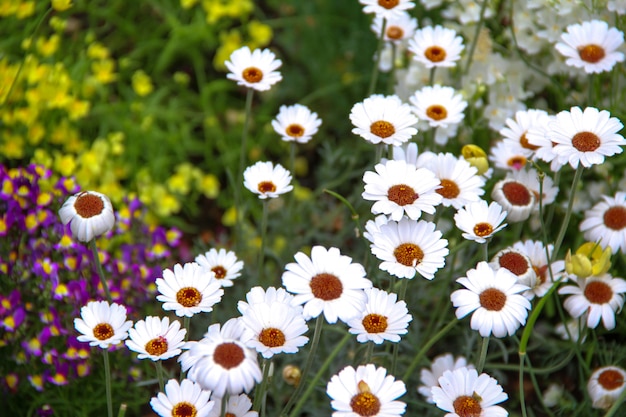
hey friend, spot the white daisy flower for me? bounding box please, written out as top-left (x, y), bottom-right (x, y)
top-left (237, 286), bottom-right (301, 314)
top-left (512, 240), bottom-right (566, 298)
top-left (548, 106), bottom-right (626, 169)
top-left (237, 287), bottom-right (309, 358)
top-left (59, 191), bottom-right (115, 242)
top-left (156, 262), bottom-right (224, 317)
top-left (327, 364), bottom-right (406, 417)
top-left (408, 25), bottom-right (464, 68)
top-left (489, 140), bottom-right (528, 171)
top-left (359, 0), bottom-right (415, 20)
top-left (491, 177), bottom-right (536, 222)
top-left (271, 104), bottom-right (322, 144)
top-left (195, 248), bottom-right (244, 288)
top-left (371, 12), bottom-right (418, 43)
top-left (508, 168), bottom-right (559, 209)
top-left (243, 161), bottom-right (293, 199)
top-left (347, 287), bottom-right (412, 344)
top-left (369, 217), bottom-right (449, 280)
top-left (364, 214), bottom-right (392, 245)
top-left (179, 318), bottom-right (262, 398)
top-left (390, 141), bottom-right (419, 167)
top-left (281, 246), bottom-right (373, 324)
top-left (409, 85), bottom-right (467, 129)
top-left (525, 115), bottom-right (565, 171)
top-left (362, 159), bottom-right (442, 221)
top-left (417, 353), bottom-right (474, 403)
top-left (451, 261), bottom-right (532, 338)
top-left (150, 379), bottom-right (215, 417)
top-left (208, 394), bottom-right (257, 417)
top-left (587, 366), bottom-right (626, 410)
top-left (580, 192), bottom-right (626, 254)
top-left (490, 247), bottom-right (537, 299)
top-left (431, 367), bottom-right (508, 417)
top-left (225, 46), bottom-right (282, 91)
top-left (74, 301), bottom-right (132, 349)
top-left (454, 200), bottom-right (508, 243)
top-left (416, 152), bottom-right (485, 209)
top-left (500, 109), bottom-right (551, 157)
top-left (125, 316), bottom-right (187, 361)
top-left (350, 94), bottom-right (418, 147)
top-left (555, 20), bottom-right (625, 74)
top-left (559, 274), bottom-right (626, 330)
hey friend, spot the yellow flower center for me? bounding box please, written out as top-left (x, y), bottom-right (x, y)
top-left (145, 336), bottom-right (169, 356)
top-left (394, 243), bottom-right (424, 267)
top-left (176, 287), bottom-right (202, 307)
top-left (93, 323), bottom-right (114, 340)
top-left (362, 314), bottom-right (388, 334)
top-left (473, 222), bottom-right (493, 237)
top-left (370, 120), bottom-right (396, 138)
top-left (259, 327), bottom-right (286, 348)
top-left (350, 381), bottom-right (381, 416)
top-left (242, 67), bottom-right (263, 83)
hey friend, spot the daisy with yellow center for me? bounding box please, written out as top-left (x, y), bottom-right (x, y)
top-left (409, 85), bottom-right (467, 129)
top-left (271, 103), bottom-right (322, 144)
top-left (451, 261), bottom-right (531, 338)
top-left (207, 394), bottom-right (256, 417)
top-left (555, 20), bottom-right (625, 74)
top-left (225, 46), bottom-right (282, 91)
top-left (454, 200), bottom-right (508, 244)
top-left (327, 364), bottom-right (406, 417)
top-left (369, 217), bottom-right (449, 280)
top-left (431, 367), bottom-right (508, 417)
top-left (559, 274), bottom-right (626, 330)
top-left (150, 378), bottom-right (215, 417)
top-left (580, 192), bottom-right (626, 254)
top-left (350, 94), bottom-right (418, 147)
top-left (179, 318), bottom-right (262, 398)
top-left (243, 161), bottom-right (293, 199)
top-left (370, 12), bottom-right (417, 43)
top-left (418, 353), bottom-right (474, 404)
top-left (281, 246), bottom-right (372, 324)
top-left (74, 300), bottom-right (132, 349)
top-left (58, 190), bottom-right (115, 242)
top-left (587, 365), bottom-right (626, 410)
top-left (362, 159), bottom-right (442, 221)
top-left (156, 262), bottom-right (224, 317)
top-left (347, 287), bottom-right (412, 344)
top-left (408, 25), bottom-right (464, 68)
top-left (359, 0), bottom-right (415, 20)
top-left (195, 248), bottom-right (244, 288)
top-left (125, 316), bottom-right (187, 361)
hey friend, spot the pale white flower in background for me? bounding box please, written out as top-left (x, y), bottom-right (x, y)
top-left (371, 12), bottom-right (418, 43)
top-left (417, 353), bottom-right (474, 403)
top-left (195, 248), bottom-right (244, 288)
top-left (243, 161), bottom-right (293, 199)
top-left (225, 46), bottom-right (282, 91)
top-left (359, 0), bottom-right (415, 20)
top-left (272, 104), bottom-right (322, 144)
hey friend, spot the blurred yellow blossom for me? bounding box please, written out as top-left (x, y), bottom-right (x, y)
top-left (222, 206), bottom-right (237, 227)
top-left (213, 30), bottom-right (242, 71)
top-left (49, 16), bottom-right (67, 32)
top-left (202, 0), bottom-right (253, 24)
top-left (87, 42), bottom-right (111, 60)
top-left (248, 20), bottom-right (273, 49)
top-left (132, 70), bottom-right (154, 96)
top-left (36, 35), bottom-right (61, 57)
top-left (565, 242), bottom-right (612, 279)
top-left (462, 144), bottom-right (489, 175)
top-left (53, 153), bottom-right (76, 177)
top-left (16, 1), bottom-right (35, 18)
top-left (51, 0), bottom-right (72, 11)
top-left (180, 0), bottom-right (198, 8)
top-left (92, 59), bottom-right (118, 84)
top-left (197, 174), bottom-right (220, 198)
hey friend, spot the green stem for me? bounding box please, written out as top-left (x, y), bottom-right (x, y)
top-left (364, 342), bottom-right (374, 364)
top-left (476, 336), bottom-right (489, 374)
top-left (604, 383), bottom-right (626, 417)
top-left (155, 360), bottom-right (165, 393)
top-left (90, 239), bottom-right (112, 303)
top-left (367, 18), bottom-right (387, 96)
top-left (391, 278), bottom-right (409, 375)
top-left (287, 332), bottom-right (352, 417)
top-left (280, 315), bottom-right (324, 416)
top-left (552, 165), bottom-right (584, 261)
top-left (257, 199), bottom-right (269, 285)
top-left (103, 350), bottom-right (113, 417)
top-left (179, 316), bottom-right (191, 381)
top-left (253, 358), bottom-right (272, 416)
top-left (463, 0), bottom-right (489, 76)
top-left (235, 88), bottom-right (255, 250)
top-left (403, 317), bottom-right (457, 381)
top-left (482, 240), bottom-right (489, 262)
top-left (323, 189), bottom-right (362, 237)
top-left (519, 354), bottom-right (528, 417)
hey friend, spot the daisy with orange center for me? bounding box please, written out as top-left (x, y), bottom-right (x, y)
top-left (74, 300), bottom-right (132, 349)
top-left (431, 367), bottom-right (508, 417)
top-left (454, 200), bottom-right (508, 244)
top-left (347, 287), bottom-right (412, 344)
top-left (451, 262), bottom-right (531, 337)
top-left (282, 246), bottom-right (372, 324)
top-left (225, 46), bottom-right (282, 91)
top-left (243, 161), bottom-right (293, 199)
top-left (58, 190), bottom-right (115, 243)
top-left (125, 316), bottom-right (187, 361)
top-left (272, 103), bottom-right (322, 144)
top-left (150, 378), bottom-right (215, 417)
top-left (409, 85), bottom-right (467, 129)
top-left (418, 353), bottom-right (474, 403)
top-left (491, 177), bottom-right (536, 223)
top-left (350, 94), bottom-right (418, 146)
top-left (179, 318), bottom-right (262, 398)
top-left (555, 20), bottom-right (624, 74)
top-left (371, 12), bottom-right (417, 43)
top-left (580, 192), bottom-right (626, 254)
top-left (559, 274), bottom-right (626, 330)
top-left (195, 248), bottom-right (244, 288)
top-left (408, 25), bottom-right (464, 68)
top-left (359, 0), bottom-right (415, 20)
top-left (327, 364), bottom-right (406, 417)
top-left (587, 365), bottom-right (626, 409)
top-left (490, 247), bottom-right (537, 299)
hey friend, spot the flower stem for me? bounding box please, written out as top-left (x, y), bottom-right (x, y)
top-left (463, 0), bottom-right (489, 76)
top-left (552, 165), bottom-right (584, 260)
top-left (403, 317), bottom-right (458, 381)
top-left (391, 278), bottom-right (409, 375)
top-left (234, 88), bottom-right (255, 250)
top-left (367, 18), bottom-right (387, 96)
top-left (288, 332), bottom-right (352, 417)
top-left (90, 239), bottom-right (112, 303)
top-left (258, 199), bottom-right (269, 285)
top-left (476, 336), bottom-right (489, 374)
top-left (103, 349), bottom-right (113, 417)
top-left (253, 358), bottom-right (272, 416)
top-left (155, 360), bottom-right (165, 393)
top-left (280, 315), bottom-right (324, 417)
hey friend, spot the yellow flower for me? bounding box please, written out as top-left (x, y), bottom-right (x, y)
top-left (461, 144), bottom-right (489, 175)
top-left (565, 242), bottom-right (612, 279)
top-left (132, 70), bottom-right (154, 96)
top-left (87, 42), bottom-right (111, 60)
top-left (53, 153), bottom-right (76, 177)
top-left (221, 206), bottom-right (237, 227)
top-left (36, 34), bottom-right (61, 57)
top-left (248, 20), bottom-right (273, 48)
top-left (1, 133), bottom-right (24, 159)
top-left (197, 173), bottom-right (220, 198)
top-left (180, 0), bottom-right (198, 8)
top-left (27, 123), bottom-right (45, 145)
top-left (49, 16), bottom-right (67, 32)
top-left (213, 30), bottom-right (242, 71)
top-left (51, 0), bottom-right (73, 11)
top-left (16, 1), bottom-right (35, 18)
top-left (67, 99), bottom-right (90, 120)
top-left (91, 59), bottom-right (118, 84)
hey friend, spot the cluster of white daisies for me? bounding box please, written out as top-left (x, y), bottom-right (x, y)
top-left (56, 0), bottom-right (626, 416)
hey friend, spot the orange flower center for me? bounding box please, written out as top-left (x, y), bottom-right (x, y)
top-left (213, 342), bottom-right (245, 369)
top-left (426, 104), bottom-right (448, 121)
top-left (172, 402), bottom-right (197, 417)
top-left (507, 156), bottom-right (527, 170)
top-left (502, 181), bottom-right (531, 206)
top-left (598, 369), bottom-right (625, 390)
top-left (584, 281), bottom-right (613, 304)
top-left (497, 251), bottom-right (531, 276)
top-left (242, 67), bottom-right (263, 83)
top-left (378, 0), bottom-right (399, 9)
top-left (145, 336), bottom-right (169, 356)
top-left (286, 124), bottom-right (305, 137)
top-left (362, 313), bottom-right (388, 334)
top-left (176, 287), bottom-right (202, 307)
top-left (571, 131), bottom-right (600, 152)
top-left (437, 179), bottom-right (460, 199)
top-left (310, 273), bottom-right (343, 301)
top-left (452, 394), bottom-right (482, 417)
top-left (93, 323), bottom-right (114, 340)
top-left (520, 132), bottom-right (539, 150)
top-left (74, 193), bottom-right (104, 218)
top-left (386, 26), bottom-right (404, 40)
top-left (473, 222), bottom-right (494, 237)
top-left (387, 184), bottom-right (418, 206)
top-left (603, 206), bottom-right (626, 230)
top-left (578, 44), bottom-right (606, 63)
top-left (394, 243), bottom-right (424, 267)
top-left (258, 181), bottom-right (277, 194)
top-left (425, 46), bottom-right (446, 63)
top-left (259, 327), bottom-right (286, 348)
top-left (479, 288), bottom-right (506, 311)
top-left (212, 266), bottom-right (227, 279)
top-left (350, 381), bottom-right (381, 417)
top-left (370, 120), bottom-right (396, 138)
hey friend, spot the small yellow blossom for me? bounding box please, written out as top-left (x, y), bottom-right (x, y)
top-left (248, 21), bottom-right (273, 48)
top-left (213, 30), bottom-right (243, 71)
top-left (565, 242), bottom-right (612, 279)
top-left (132, 70), bottom-right (154, 96)
top-left (197, 174), bottom-right (220, 198)
top-left (222, 206), bottom-right (237, 227)
top-left (181, 0), bottom-right (198, 8)
top-left (51, 0), bottom-right (73, 11)
top-left (49, 16), bottom-right (67, 32)
top-left (36, 34), bottom-right (61, 57)
top-left (91, 59), bottom-right (118, 84)
top-left (462, 144), bottom-right (489, 175)
top-left (16, 1), bottom-right (35, 19)
top-left (53, 153), bottom-right (76, 177)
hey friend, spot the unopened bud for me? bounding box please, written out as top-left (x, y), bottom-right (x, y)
top-left (282, 365), bottom-right (301, 387)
